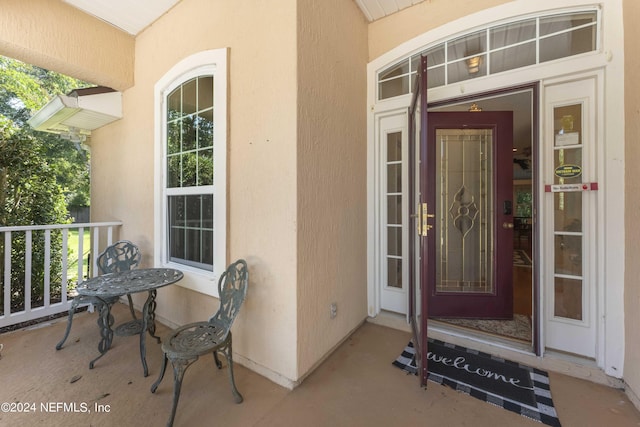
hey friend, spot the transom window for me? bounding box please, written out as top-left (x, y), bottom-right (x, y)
top-left (378, 10), bottom-right (598, 100)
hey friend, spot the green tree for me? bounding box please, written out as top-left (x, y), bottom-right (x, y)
top-left (0, 56), bottom-right (91, 209)
top-left (0, 56), bottom-right (92, 310)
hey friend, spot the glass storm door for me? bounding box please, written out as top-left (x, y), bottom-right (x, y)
top-left (425, 111), bottom-right (514, 319)
top-left (409, 56), bottom-right (428, 387)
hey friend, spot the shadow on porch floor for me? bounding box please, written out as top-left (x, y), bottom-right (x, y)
top-left (1, 302), bottom-right (639, 426)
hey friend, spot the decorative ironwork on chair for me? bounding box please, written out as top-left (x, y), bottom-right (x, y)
top-left (150, 259), bottom-right (249, 427)
top-left (55, 240), bottom-right (141, 350)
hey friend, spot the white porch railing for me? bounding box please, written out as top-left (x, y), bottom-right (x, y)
top-left (0, 221), bottom-right (123, 329)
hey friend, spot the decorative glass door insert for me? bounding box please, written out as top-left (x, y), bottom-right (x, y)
top-left (436, 129), bottom-right (493, 295)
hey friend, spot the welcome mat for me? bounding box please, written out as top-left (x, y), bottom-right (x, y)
top-left (393, 340), bottom-right (561, 427)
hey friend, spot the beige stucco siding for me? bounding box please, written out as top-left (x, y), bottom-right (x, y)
top-left (367, 0), bottom-right (510, 61)
top-left (91, 0), bottom-right (300, 382)
top-left (296, 0), bottom-right (369, 377)
top-left (624, 0), bottom-right (640, 406)
top-left (0, 0), bottom-right (134, 90)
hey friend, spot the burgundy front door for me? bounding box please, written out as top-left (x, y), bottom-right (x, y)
top-left (424, 111), bottom-right (514, 319)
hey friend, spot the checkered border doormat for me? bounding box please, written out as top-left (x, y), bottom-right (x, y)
top-left (393, 340), bottom-right (561, 427)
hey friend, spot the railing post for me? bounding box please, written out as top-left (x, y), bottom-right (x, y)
top-left (44, 230), bottom-right (51, 307)
top-left (3, 232), bottom-right (11, 317)
top-left (25, 230), bottom-right (32, 313)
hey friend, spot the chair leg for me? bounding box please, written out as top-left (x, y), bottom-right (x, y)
top-left (151, 353), bottom-right (168, 393)
top-left (166, 357), bottom-right (195, 427)
top-left (126, 294), bottom-right (137, 319)
top-left (213, 351), bottom-right (222, 369)
top-left (55, 299), bottom-right (81, 350)
top-left (223, 340), bottom-right (243, 404)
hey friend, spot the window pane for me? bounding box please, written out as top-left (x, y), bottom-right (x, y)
top-left (387, 195), bottom-right (401, 225)
top-left (167, 155), bottom-right (181, 188)
top-left (554, 148), bottom-right (582, 184)
top-left (387, 131), bottom-right (402, 162)
top-left (182, 116), bottom-right (196, 151)
top-left (167, 121), bottom-right (180, 155)
top-left (202, 194), bottom-right (213, 228)
top-left (169, 195), bottom-right (185, 226)
top-left (197, 149), bottom-right (213, 186)
top-left (380, 60), bottom-right (410, 80)
top-left (387, 227), bottom-right (402, 256)
top-left (554, 277), bottom-right (583, 320)
top-left (490, 42), bottom-right (536, 74)
top-left (168, 194), bottom-right (213, 270)
top-left (202, 229), bottom-right (213, 266)
top-left (448, 55), bottom-right (487, 84)
top-left (183, 78), bottom-right (197, 115)
top-left (379, 76), bottom-right (409, 99)
top-left (427, 66), bottom-right (445, 89)
top-left (182, 152), bottom-right (197, 187)
top-left (198, 76), bottom-right (214, 110)
top-left (539, 12), bottom-right (596, 37)
top-left (447, 31), bottom-right (486, 62)
top-left (197, 109), bottom-right (214, 149)
top-left (387, 163), bottom-right (401, 193)
top-left (540, 26), bottom-right (596, 63)
top-left (170, 226), bottom-right (184, 260)
top-left (490, 19), bottom-right (536, 49)
top-left (186, 195), bottom-right (202, 229)
top-left (554, 192), bottom-right (582, 232)
top-left (167, 87), bottom-right (181, 120)
top-left (412, 45), bottom-right (445, 69)
top-left (387, 258), bottom-right (402, 289)
top-left (555, 235), bottom-right (582, 276)
top-left (186, 228), bottom-right (201, 263)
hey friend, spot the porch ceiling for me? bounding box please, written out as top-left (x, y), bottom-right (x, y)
top-left (63, 0), bottom-right (181, 35)
top-left (355, 0), bottom-right (427, 21)
top-left (63, 0), bottom-right (427, 35)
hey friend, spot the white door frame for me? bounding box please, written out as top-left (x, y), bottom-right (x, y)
top-left (366, 0), bottom-right (625, 378)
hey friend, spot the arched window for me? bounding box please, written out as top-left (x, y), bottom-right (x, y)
top-left (155, 49), bottom-right (227, 295)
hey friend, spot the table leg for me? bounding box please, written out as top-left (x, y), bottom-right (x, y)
top-left (140, 289), bottom-right (161, 377)
top-left (90, 299), bottom-right (114, 369)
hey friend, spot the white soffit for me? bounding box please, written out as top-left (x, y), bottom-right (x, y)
top-left (64, 0), bottom-right (422, 33)
top-left (355, 0), bottom-right (427, 22)
top-left (63, 0), bottom-right (180, 35)
top-left (28, 89), bottom-right (122, 136)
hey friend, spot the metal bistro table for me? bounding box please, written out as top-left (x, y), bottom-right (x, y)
top-left (76, 268), bottom-right (184, 376)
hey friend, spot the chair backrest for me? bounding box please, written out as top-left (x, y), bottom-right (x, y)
top-left (96, 240), bottom-right (141, 275)
top-left (210, 259), bottom-right (249, 331)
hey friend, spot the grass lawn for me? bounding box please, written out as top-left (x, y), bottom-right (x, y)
top-left (66, 229), bottom-right (91, 284)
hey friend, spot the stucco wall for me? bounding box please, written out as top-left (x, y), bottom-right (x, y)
top-left (624, 0), bottom-right (640, 406)
top-left (296, 0), bottom-right (369, 377)
top-left (0, 0), bottom-right (134, 91)
top-left (91, 0), bottom-right (300, 383)
top-left (367, 0), bottom-right (510, 61)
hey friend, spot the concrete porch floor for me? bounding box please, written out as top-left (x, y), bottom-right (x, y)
top-left (1, 302), bottom-right (639, 427)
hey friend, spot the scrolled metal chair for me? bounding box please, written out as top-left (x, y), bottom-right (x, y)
top-left (55, 240), bottom-right (141, 350)
top-left (151, 259), bottom-right (248, 427)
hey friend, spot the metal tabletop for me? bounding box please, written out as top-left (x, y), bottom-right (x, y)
top-left (77, 268), bottom-right (184, 298)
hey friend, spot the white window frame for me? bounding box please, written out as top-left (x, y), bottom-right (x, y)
top-left (154, 49), bottom-right (228, 297)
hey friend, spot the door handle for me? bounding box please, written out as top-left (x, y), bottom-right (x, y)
top-left (413, 203), bottom-right (434, 236)
top-left (502, 222), bottom-right (514, 229)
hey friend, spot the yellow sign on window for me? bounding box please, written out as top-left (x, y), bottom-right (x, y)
top-left (554, 164), bottom-right (582, 178)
